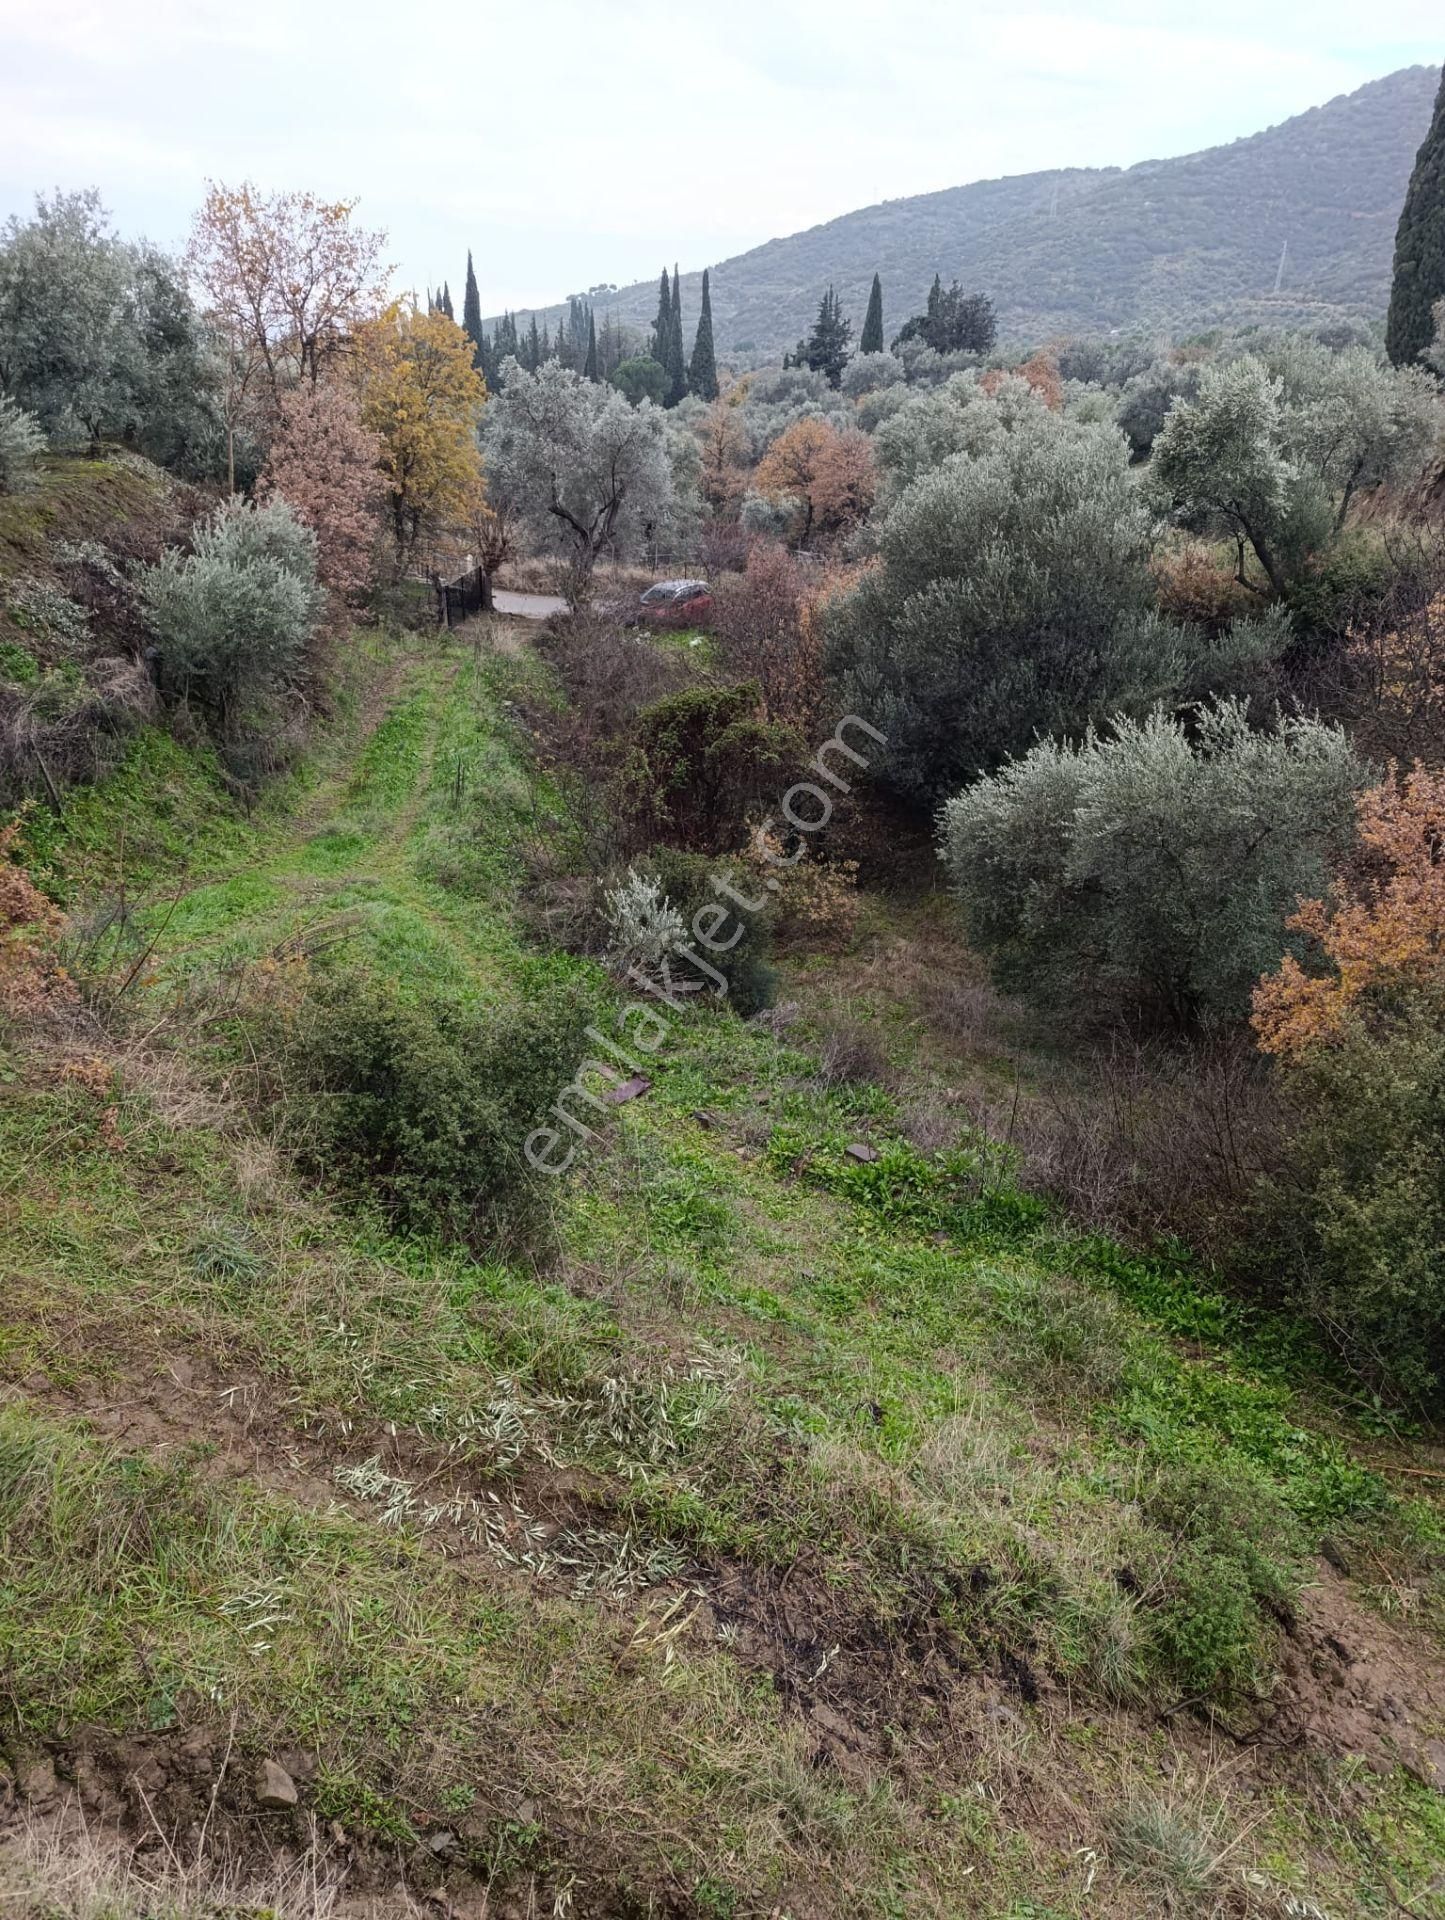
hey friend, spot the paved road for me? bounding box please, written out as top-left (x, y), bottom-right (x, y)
top-left (492, 589), bottom-right (569, 620)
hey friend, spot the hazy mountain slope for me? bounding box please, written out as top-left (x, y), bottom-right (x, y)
top-left (499, 65), bottom-right (1440, 355)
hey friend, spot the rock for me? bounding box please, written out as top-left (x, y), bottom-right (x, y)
top-left (844, 1142), bottom-right (880, 1164)
top-left (254, 1758), bottom-right (298, 1810)
top-left (605, 1074), bottom-right (651, 1105)
top-left (426, 1829), bottom-right (459, 1857)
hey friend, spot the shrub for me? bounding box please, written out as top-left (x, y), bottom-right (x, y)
top-left (1254, 764), bottom-right (1445, 1057)
top-left (623, 846), bottom-right (777, 1016)
top-left (139, 496), bottom-right (323, 735)
top-left (1252, 766), bottom-right (1445, 1403)
top-left (250, 963), bottom-right (588, 1247)
top-left (1259, 995), bottom-right (1445, 1408)
top-left (613, 681), bottom-right (799, 856)
top-left (0, 395), bottom-right (44, 492)
top-left (940, 699), bottom-right (1363, 1029)
top-left (709, 544), bottom-right (823, 731)
top-left (6, 579), bottom-right (90, 646)
top-left (604, 867), bottom-right (688, 979)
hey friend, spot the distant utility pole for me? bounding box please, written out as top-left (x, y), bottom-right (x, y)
top-left (1273, 240), bottom-right (1289, 294)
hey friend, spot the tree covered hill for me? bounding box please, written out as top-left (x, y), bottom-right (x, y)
top-left (496, 64), bottom-right (1441, 355)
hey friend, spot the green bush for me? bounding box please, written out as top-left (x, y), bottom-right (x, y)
top-left (253, 965), bottom-right (588, 1248)
top-left (139, 497), bottom-right (323, 736)
top-left (1259, 994), bottom-right (1445, 1408)
top-left (940, 698), bottom-right (1362, 1029)
top-left (614, 681), bottom-right (798, 856)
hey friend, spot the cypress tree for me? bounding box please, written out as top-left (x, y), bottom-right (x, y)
top-left (689, 268), bottom-right (719, 400)
top-left (524, 314), bottom-right (541, 372)
top-left (1387, 65), bottom-right (1445, 367)
top-left (584, 310), bottom-right (599, 382)
top-left (860, 273), bottom-right (884, 355)
top-left (651, 267), bottom-right (672, 363)
top-left (798, 286), bottom-right (853, 389)
top-left (462, 253), bottom-right (484, 367)
top-left (667, 263), bottom-right (688, 405)
top-left (440, 281), bottom-right (455, 322)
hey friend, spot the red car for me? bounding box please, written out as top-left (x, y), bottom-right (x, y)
top-left (632, 579), bottom-right (713, 629)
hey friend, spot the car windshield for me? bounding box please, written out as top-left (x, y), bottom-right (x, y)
top-left (640, 584), bottom-right (679, 604)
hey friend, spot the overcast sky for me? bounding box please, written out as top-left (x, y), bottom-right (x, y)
top-left (1, 1), bottom-right (1439, 313)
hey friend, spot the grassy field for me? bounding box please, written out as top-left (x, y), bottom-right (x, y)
top-left (3, 618), bottom-right (1445, 1919)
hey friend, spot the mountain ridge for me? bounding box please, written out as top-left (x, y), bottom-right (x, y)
top-left (488, 65), bottom-right (1441, 356)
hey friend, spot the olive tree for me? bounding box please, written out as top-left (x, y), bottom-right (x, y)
top-left (482, 361), bottom-right (675, 598)
top-left (139, 497), bottom-right (323, 734)
top-left (1151, 349), bottom-right (1438, 597)
top-left (0, 190), bottom-right (218, 463)
top-left (940, 699), bottom-right (1363, 1029)
top-left (826, 405), bottom-right (1286, 801)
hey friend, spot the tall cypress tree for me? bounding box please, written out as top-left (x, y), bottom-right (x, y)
top-left (860, 273), bottom-right (884, 355)
top-left (584, 310), bottom-right (599, 382)
top-left (689, 268), bottom-right (719, 400)
top-left (667, 263), bottom-right (688, 405)
top-left (651, 267), bottom-right (672, 364)
top-left (524, 314), bottom-right (541, 372)
top-left (439, 281), bottom-right (455, 322)
top-left (1387, 65), bottom-right (1445, 367)
top-left (462, 253), bottom-right (484, 368)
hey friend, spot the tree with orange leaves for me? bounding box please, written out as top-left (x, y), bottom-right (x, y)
top-left (754, 418), bottom-right (875, 548)
top-left (1253, 763), bottom-right (1445, 1057)
top-left (694, 398), bottom-right (749, 513)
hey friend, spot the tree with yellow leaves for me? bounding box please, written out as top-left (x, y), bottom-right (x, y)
top-left (351, 301), bottom-right (486, 573)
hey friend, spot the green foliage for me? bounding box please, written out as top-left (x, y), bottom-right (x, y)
top-left (792, 285), bottom-right (852, 389)
top-left (609, 354), bottom-right (669, 407)
top-left (462, 249), bottom-right (484, 366)
top-left (615, 680), bottom-right (799, 855)
top-left (252, 962), bottom-right (588, 1248)
top-left (689, 268), bottom-right (719, 402)
top-left (940, 699), bottom-right (1363, 1028)
top-left (1387, 65), bottom-right (1445, 366)
top-left (0, 394), bottom-right (44, 492)
top-left (826, 399), bottom-right (1273, 800)
top-left (138, 495), bottom-right (323, 734)
top-left (1261, 993), bottom-right (1445, 1409)
top-left (639, 844), bottom-right (778, 1015)
top-left (893, 275), bottom-right (995, 355)
top-left (1150, 346), bottom-right (1437, 603)
top-left (0, 189), bottom-right (221, 469)
top-left (0, 639), bottom-right (39, 685)
top-left (860, 272), bottom-right (885, 356)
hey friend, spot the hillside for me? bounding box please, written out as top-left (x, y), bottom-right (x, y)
top-left (499, 64), bottom-right (1441, 356)
top-left (4, 460), bottom-right (1445, 1913)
